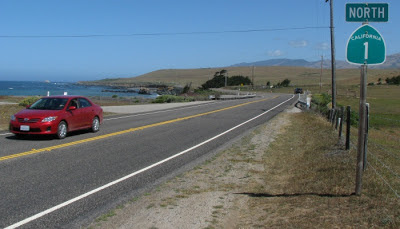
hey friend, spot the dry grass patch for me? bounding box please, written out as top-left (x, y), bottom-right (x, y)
top-left (245, 112), bottom-right (400, 228)
top-left (0, 104), bottom-right (23, 131)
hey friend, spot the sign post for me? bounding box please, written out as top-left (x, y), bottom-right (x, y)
top-left (345, 3), bottom-right (387, 196)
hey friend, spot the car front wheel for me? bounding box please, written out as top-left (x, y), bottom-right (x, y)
top-left (57, 121), bottom-right (67, 139)
top-left (91, 117), bottom-right (100, 132)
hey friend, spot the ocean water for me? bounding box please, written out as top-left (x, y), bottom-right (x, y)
top-left (0, 81), bottom-right (158, 98)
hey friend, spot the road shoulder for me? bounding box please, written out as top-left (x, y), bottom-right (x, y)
top-left (88, 106), bottom-right (300, 228)
top-left (102, 101), bottom-right (214, 114)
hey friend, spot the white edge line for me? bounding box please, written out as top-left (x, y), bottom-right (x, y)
top-left (5, 95), bottom-right (294, 229)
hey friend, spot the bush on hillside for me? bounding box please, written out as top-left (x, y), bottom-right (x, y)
top-left (19, 96), bottom-right (40, 107)
top-left (152, 95), bottom-right (194, 103)
top-left (311, 93), bottom-right (331, 115)
top-left (201, 74), bottom-right (252, 90)
top-left (311, 93), bottom-right (359, 126)
top-left (275, 79), bottom-right (291, 88)
top-left (385, 75), bottom-right (400, 85)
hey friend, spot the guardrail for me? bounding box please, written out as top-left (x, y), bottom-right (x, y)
top-left (209, 93), bottom-right (257, 100)
top-left (295, 91), bottom-right (311, 109)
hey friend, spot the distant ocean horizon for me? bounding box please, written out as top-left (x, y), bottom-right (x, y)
top-left (0, 81), bottom-right (158, 98)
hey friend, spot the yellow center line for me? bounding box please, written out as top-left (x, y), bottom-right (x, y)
top-left (1, 97), bottom-right (275, 161)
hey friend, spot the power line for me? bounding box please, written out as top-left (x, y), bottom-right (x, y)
top-left (0, 26), bottom-right (328, 38)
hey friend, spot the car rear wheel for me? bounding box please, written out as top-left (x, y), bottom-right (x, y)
top-left (91, 117), bottom-right (100, 132)
top-left (57, 121), bottom-right (67, 139)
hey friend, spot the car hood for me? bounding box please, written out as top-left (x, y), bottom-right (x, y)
top-left (15, 109), bottom-right (63, 118)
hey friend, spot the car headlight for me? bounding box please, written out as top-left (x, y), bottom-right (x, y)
top-left (11, 115), bottom-right (16, 121)
top-left (42, 116), bottom-right (57, 122)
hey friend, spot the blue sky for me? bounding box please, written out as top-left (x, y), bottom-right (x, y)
top-left (0, 0), bottom-right (399, 82)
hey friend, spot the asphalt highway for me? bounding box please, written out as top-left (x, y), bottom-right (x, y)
top-left (0, 93), bottom-right (296, 228)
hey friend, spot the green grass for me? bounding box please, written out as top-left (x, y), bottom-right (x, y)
top-left (337, 85), bottom-right (400, 129)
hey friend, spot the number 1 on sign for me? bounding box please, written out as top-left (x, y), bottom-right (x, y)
top-left (364, 42), bottom-right (368, 60)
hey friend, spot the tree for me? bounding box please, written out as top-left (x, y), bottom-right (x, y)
top-left (201, 72), bottom-right (251, 90)
top-left (228, 75), bottom-right (251, 86)
top-left (214, 69), bottom-right (227, 77)
top-left (201, 74), bottom-right (225, 89)
top-left (182, 82), bottom-right (192, 94)
top-left (276, 79), bottom-right (291, 87)
top-left (219, 69), bottom-right (227, 76)
top-left (386, 76), bottom-right (400, 85)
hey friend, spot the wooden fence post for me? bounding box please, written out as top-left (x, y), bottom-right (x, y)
top-left (328, 109), bottom-right (333, 121)
top-left (346, 106), bottom-right (351, 150)
top-left (335, 109), bottom-right (340, 129)
top-left (339, 106), bottom-right (344, 138)
top-left (332, 109), bottom-right (337, 127)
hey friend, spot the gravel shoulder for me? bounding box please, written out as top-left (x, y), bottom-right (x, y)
top-left (102, 101), bottom-right (213, 114)
top-left (88, 106), bottom-right (301, 229)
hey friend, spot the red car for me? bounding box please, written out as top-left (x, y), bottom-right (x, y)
top-left (10, 95), bottom-right (103, 139)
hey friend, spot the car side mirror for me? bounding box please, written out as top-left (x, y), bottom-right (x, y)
top-left (68, 106), bottom-right (77, 110)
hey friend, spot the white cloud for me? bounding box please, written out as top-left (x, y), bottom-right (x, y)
top-left (315, 42), bottom-right (330, 50)
top-left (289, 40), bottom-right (308, 48)
top-left (267, 50), bottom-right (285, 57)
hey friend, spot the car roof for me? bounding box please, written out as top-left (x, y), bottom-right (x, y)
top-left (41, 95), bottom-right (87, 99)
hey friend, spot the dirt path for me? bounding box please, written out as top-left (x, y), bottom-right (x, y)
top-left (88, 107), bottom-right (301, 229)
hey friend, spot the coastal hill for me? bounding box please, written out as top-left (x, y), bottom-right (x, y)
top-left (79, 53), bottom-right (400, 88)
top-left (230, 53), bottom-right (400, 69)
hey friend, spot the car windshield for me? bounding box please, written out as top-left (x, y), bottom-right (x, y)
top-left (29, 98), bottom-right (69, 110)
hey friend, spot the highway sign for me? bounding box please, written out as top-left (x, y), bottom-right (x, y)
top-left (346, 3), bottom-right (388, 22)
top-left (346, 24), bottom-right (386, 65)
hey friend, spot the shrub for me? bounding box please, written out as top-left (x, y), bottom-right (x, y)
top-left (202, 75), bottom-right (225, 90)
top-left (275, 79), bottom-right (291, 88)
top-left (201, 71), bottom-right (252, 90)
top-left (152, 95), bottom-right (194, 103)
top-left (312, 94), bottom-right (360, 127)
top-left (228, 75), bottom-right (252, 86)
top-left (19, 96), bottom-right (40, 107)
top-left (349, 109), bottom-right (359, 126)
top-left (311, 93), bottom-right (331, 115)
top-left (385, 75), bottom-right (400, 85)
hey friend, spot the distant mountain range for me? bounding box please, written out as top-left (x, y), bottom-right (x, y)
top-left (230, 53), bottom-right (400, 69)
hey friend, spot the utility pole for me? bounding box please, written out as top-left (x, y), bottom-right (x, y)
top-left (327, 0), bottom-right (337, 109)
top-left (320, 55), bottom-right (323, 93)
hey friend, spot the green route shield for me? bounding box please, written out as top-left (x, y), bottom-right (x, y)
top-left (346, 24), bottom-right (386, 65)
